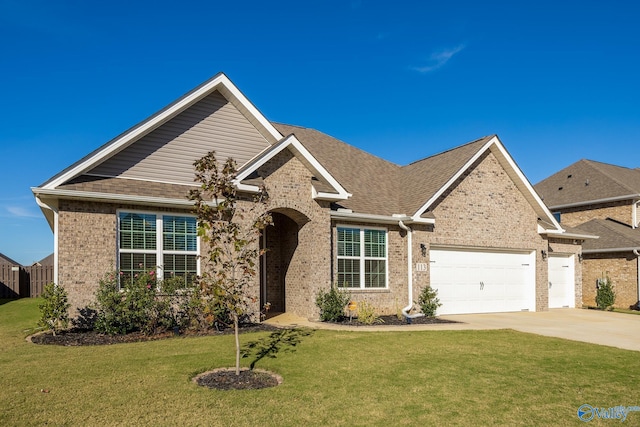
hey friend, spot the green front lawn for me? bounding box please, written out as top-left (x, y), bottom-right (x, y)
top-left (1, 298), bottom-right (638, 426)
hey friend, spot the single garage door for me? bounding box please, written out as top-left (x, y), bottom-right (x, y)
top-left (430, 248), bottom-right (536, 315)
top-left (548, 255), bottom-right (575, 308)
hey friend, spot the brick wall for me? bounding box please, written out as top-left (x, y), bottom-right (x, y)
top-left (258, 149), bottom-right (332, 319)
top-left (582, 253), bottom-right (639, 309)
top-left (424, 151), bottom-right (550, 311)
top-left (57, 200), bottom-right (193, 315)
top-left (558, 200), bottom-right (632, 227)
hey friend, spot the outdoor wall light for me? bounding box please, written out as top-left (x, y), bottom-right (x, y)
top-left (578, 253), bottom-right (583, 262)
top-left (541, 249), bottom-right (548, 260)
top-left (420, 243), bottom-right (427, 257)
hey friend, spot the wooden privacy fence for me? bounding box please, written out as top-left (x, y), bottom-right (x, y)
top-left (0, 264), bottom-right (53, 298)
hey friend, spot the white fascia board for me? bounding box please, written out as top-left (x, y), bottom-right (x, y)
top-left (43, 73), bottom-right (281, 190)
top-left (583, 247), bottom-right (640, 254)
top-left (411, 136), bottom-right (562, 232)
top-left (488, 139), bottom-right (563, 231)
top-left (32, 187), bottom-right (207, 209)
top-left (543, 230), bottom-right (600, 240)
top-left (234, 134), bottom-right (351, 201)
top-left (547, 194), bottom-right (640, 210)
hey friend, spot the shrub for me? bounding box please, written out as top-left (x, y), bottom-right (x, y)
top-left (94, 269), bottom-right (174, 335)
top-left (417, 286), bottom-right (442, 317)
top-left (315, 285), bottom-right (350, 322)
top-left (596, 274), bottom-right (616, 311)
top-left (356, 301), bottom-right (383, 325)
top-left (38, 283), bottom-right (70, 335)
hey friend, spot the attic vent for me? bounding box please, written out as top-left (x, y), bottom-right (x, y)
top-left (567, 174), bottom-right (572, 178)
top-left (558, 186), bottom-right (563, 191)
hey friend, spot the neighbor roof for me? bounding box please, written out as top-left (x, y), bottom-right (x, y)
top-left (534, 159), bottom-right (640, 209)
top-left (0, 253), bottom-right (21, 266)
top-left (574, 218), bottom-right (640, 252)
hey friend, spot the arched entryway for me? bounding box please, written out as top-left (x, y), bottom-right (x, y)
top-left (260, 208), bottom-right (309, 317)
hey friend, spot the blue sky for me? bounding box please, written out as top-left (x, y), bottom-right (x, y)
top-left (1, 0), bottom-right (639, 265)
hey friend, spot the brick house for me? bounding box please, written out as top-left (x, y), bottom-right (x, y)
top-left (535, 160), bottom-right (640, 309)
top-left (33, 73), bottom-right (589, 320)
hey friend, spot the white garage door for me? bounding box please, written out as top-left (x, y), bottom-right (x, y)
top-left (548, 255), bottom-right (575, 308)
top-left (430, 248), bottom-right (536, 315)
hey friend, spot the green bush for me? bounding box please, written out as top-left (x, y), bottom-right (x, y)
top-left (38, 283), bottom-right (70, 335)
top-left (417, 286), bottom-right (442, 317)
top-left (356, 301), bottom-right (383, 325)
top-left (315, 286), bottom-right (350, 322)
top-left (596, 274), bottom-right (616, 311)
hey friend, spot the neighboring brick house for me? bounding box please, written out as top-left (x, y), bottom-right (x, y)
top-left (33, 73), bottom-right (589, 320)
top-left (535, 160), bottom-right (640, 309)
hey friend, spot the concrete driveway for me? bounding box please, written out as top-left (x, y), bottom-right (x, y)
top-left (440, 309), bottom-right (640, 352)
top-left (267, 309), bottom-right (640, 351)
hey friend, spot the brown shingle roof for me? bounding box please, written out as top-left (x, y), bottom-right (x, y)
top-left (398, 136), bottom-right (494, 215)
top-left (574, 218), bottom-right (640, 251)
top-left (534, 160), bottom-right (640, 208)
top-left (273, 123), bottom-right (497, 217)
top-left (273, 123), bottom-right (402, 216)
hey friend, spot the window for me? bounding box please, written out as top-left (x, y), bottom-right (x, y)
top-left (118, 211), bottom-right (198, 283)
top-left (337, 226), bottom-right (387, 289)
top-left (553, 212), bottom-right (561, 223)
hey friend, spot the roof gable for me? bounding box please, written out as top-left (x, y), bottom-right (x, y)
top-left (272, 124), bottom-right (401, 215)
top-left (405, 135), bottom-right (561, 229)
top-left (0, 253), bottom-right (21, 266)
top-left (85, 91), bottom-right (270, 186)
top-left (534, 159), bottom-right (640, 208)
top-left (39, 73), bottom-right (283, 190)
top-left (234, 133), bottom-right (351, 201)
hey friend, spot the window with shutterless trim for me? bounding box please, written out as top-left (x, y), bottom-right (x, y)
top-left (337, 226), bottom-right (388, 289)
top-left (117, 211), bottom-right (198, 284)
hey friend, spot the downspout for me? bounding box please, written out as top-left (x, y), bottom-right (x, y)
top-left (398, 220), bottom-right (424, 322)
top-left (634, 249), bottom-right (640, 307)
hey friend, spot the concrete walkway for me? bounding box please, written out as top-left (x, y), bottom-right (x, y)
top-left (265, 309), bottom-right (640, 352)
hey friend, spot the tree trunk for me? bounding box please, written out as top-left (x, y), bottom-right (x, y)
top-left (234, 312), bottom-right (240, 375)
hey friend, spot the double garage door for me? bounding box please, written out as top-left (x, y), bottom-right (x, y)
top-left (430, 248), bottom-right (575, 314)
top-left (430, 248), bottom-right (536, 315)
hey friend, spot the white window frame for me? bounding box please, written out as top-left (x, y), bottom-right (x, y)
top-left (336, 225), bottom-right (388, 289)
top-left (117, 209), bottom-right (200, 281)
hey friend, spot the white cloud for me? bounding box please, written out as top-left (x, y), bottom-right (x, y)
top-left (412, 44), bottom-right (466, 73)
top-left (6, 206), bottom-right (40, 218)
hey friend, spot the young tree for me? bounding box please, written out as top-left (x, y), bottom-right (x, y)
top-left (189, 151), bottom-right (272, 375)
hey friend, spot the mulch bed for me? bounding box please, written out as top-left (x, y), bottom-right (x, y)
top-left (30, 323), bottom-right (279, 346)
top-left (330, 314), bottom-right (459, 326)
top-left (193, 368), bottom-right (282, 390)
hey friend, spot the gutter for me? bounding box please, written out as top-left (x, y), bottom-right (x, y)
top-left (31, 188), bottom-right (204, 209)
top-left (582, 247), bottom-right (640, 254)
top-left (542, 230), bottom-right (599, 240)
top-left (398, 221), bottom-right (424, 323)
top-left (547, 194), bottom-right (640, 210)
top-left (331, 210), bottom-right (435, 225)
top-left (635, 249), bottom-right (640, 306)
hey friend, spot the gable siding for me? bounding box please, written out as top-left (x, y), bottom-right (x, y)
top-left (87, 91), bottom-right (270, 185)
